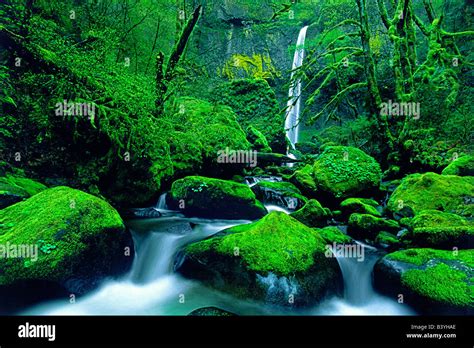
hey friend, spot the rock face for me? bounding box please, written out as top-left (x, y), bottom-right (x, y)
top-left (400, 210), bottom-right (473, 249)
top-left (312, 146), bottom-right (382, 200)
top-left (374, 248), bottom-right (474, 315)
top-left (441, 155), bottom-right (474, 176)
top-left (387, 172), bottom-right (474, 218)
top-left (290, 199), bottom-right (330, 227)
top-left (0, 187), bottom-right (132, 310)
top-left (169, 176), bottom-right (266, 220)
top-left (178, 212), bottom-right (342, 306)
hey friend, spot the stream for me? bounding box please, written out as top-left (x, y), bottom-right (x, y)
top-left (20, 201), bottom-right (414, 316)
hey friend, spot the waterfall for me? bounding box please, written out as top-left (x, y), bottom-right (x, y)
top-left (285, 26), bottom-right (309, 150)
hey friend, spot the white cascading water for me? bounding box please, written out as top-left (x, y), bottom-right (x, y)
top-left (285, 26), bottom-right (309, 151)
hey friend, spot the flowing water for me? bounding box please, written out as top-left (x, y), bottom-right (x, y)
top-left (285, 26), bottom-right (309, 150)
top-left (20, 198), bottom-right (414, 316)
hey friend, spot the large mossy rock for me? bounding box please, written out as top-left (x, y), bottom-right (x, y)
top-left (290, 199), bottom-right (330, 227)
top-left (374, 248), bottom-right (474, 314)
top-left (289, 164), bottom-right (318, 198)
top-left (312, 146), bottom-right (382, 199)
top-left (348, 213), bottom-right (399, 240)
top-left (0, 187), bottom-right (132, 299)
top-left (387, 172), bottom-right (474, 218)
top-left (252, 181), bottom-right (307, 210)
top-left (178, 212), bottom-right (342, 306)
top-left (169, 176), bottom-right (266, 220)
top-left (0, 175), bottom-right (47, 209)
top-left (441, 155), bottom-right (474, 176)
top-left (400, 210), bottom-right (474, 249)
top-left (213, 79), bottom-right (286, 153)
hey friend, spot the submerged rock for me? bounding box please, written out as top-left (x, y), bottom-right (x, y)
top-left (374, 248), bottom-right (474, 314)
top-left (387, 172), bottom-right (474, 218)
top-left (312, 146), bottom-right (382, 199)
top-left (169, 176), bottom-right (266, 220)
top-left (0, 187), bottom-right (133, 305)
top-left (178, 212), bottom-right (342, 306)
top-left (400, 210), bottom-right (474, 249)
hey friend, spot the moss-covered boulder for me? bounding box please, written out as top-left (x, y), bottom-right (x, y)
top-left (312, 146), bottom-right (382, 199)
top-left (375, 231), bottom-right (399, 250)
top-left (290, 199), bottom-right (330, 227)
top-left (0, 175), bottom-right (47, 209)
top-left (340, 198), bottom-right (381, 218)
top-left (169, 176), bottom-right (266, 220)
top-left (252, 181), bottom-right (307, 210)
top-left (442, 155), bottom-right (474, 176)
top-left (0, 187), bottom-right (132, 296)
top-left (400, 210), bottom-right (474, 249)
top-left (316, 226), bottom-right (352, 244)
top-left (289, 164), bottom-right (318, 197)
top-left (387, 172), bottom-right (474, 218)
top-left (348, 213), bottom-right (399, 240)
top-left (374, 248), bottom-right (474, 314)
top-left (178, 212), bottom-right (342, 306)
top-left (246, 125), bottom-right (272, 152)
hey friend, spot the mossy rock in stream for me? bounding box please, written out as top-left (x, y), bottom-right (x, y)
top-left (374, 248), bottom-right (474, 314)
top-left (312, 146), bottom-right (382, 200)
top-left (441, 155), bottom-right (474, 176)
top-left (187, 306), bottom-right (237, 316)
top-left (387, 172), bottom-right (474, 218)
top-left (179, 212), bottom-right (342, 306)
top-left (289, 164), bottom-right (318, 198)
top-left (169, 176), bottom-right (266, 220)
top-left (400, 210), bottom-right (474, 249)
top-left (0, 175), bottom-right (47, 209)
top-left (252, 181), bottom-right (307, 210)
top-left (348, 213), bottom-right (399, 240)
top-left (290, 199), bottom-right (330, 227)
top-left (340, 198), bottom-right (381, 218)
top-left (316, 226), bottom-right (352, 244)
top-left (0, 187), bottom-right (132, 300)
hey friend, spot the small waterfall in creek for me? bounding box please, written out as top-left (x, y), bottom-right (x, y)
top-left (285, 26), bottom-right (309, 151)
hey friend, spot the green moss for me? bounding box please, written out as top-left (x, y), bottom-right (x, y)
top-left (401, 210), bottom-right (473, 248)
top-left (387, 248), bottom-right (474, 267)
top-left (340, 198), bottom-right (381, 217)
top-left (401, 263), bottom-right (473, 308)
top-left (375, 231), bottom-right (399, 246)
top-left (170, 176), bottom-right (266, 219)
top-left (289, 164), bottom-right (318, 197)
top-left (387, 172), bottom-right (474, 217)
top-left (348, 213), bottom-right (399, 239)
top-left (0, 186), bottom-right (125, 286)
top-left (291, 199), bottom-right (328, 227)
top-left (0, 175), bottom-right (47, 197)
top-left (246, 125), bottom-right (272, 152)
top-left (313, 146), bottom-right (382, 199)
top-left (317, 226), bottom-right (352, 244)
top-left (442, 155), bottom-right (474, 176)
top-left (186, 212), bottom-right (326, 276)
top-left (255, 181), bottom-right (308, 204)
